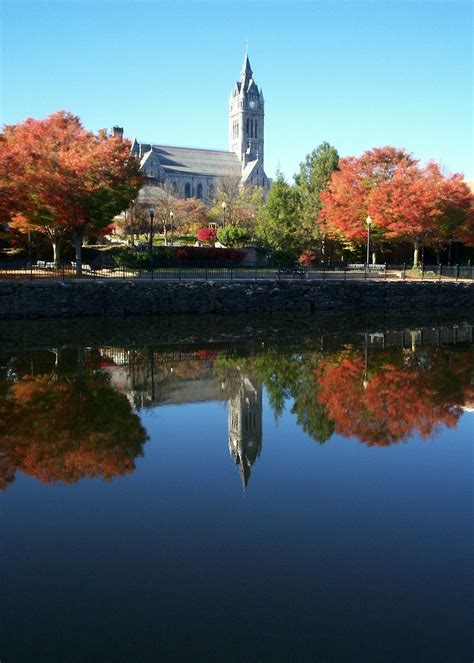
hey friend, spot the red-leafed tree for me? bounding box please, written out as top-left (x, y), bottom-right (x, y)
top-left (455, 209), bottom-right (474, 248)
top-left (0, 111), bottom-right (142, 271)
top-left (320, 147), bottom-right (414, 251)
top-left (370, 162), bottom-right (473, 267)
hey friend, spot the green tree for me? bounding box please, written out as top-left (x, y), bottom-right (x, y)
top-left (255, 171), bottom-right (300, 259)
top-left (294, 142), bottom-right (339, 256)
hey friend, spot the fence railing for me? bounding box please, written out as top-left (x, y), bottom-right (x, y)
top-left (0, 261), bottom-right (473, 282)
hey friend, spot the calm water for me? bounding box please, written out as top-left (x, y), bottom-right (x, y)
top-left (1, 317), bottom-right (472, 662)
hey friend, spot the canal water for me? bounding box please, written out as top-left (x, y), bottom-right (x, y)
top-left (1, 315), bottom-right (472, 662)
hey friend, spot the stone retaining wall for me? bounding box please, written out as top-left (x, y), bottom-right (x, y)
top-left (0, 279), bottom-right (473, 319)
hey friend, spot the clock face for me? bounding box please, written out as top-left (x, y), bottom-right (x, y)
top-left (249, 100), bottom-right (256, 109)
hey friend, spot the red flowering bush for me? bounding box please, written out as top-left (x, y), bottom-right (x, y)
top-left (197, 227), bottom-right (217, 243)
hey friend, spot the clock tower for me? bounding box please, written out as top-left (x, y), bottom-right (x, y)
top-left (229, 54), bottom-right (266, 187)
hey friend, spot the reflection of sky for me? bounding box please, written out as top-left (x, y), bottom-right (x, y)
top-left (1, 392), bottom-right (474, 661)
top-left (2, 391), bottom-right (471, 661)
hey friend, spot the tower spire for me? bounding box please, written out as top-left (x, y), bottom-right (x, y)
top-left (241, 52), bottom-right (253, 79)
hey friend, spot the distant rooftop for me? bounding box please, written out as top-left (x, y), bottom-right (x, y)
top-left (139, 143), bottom-right (242, 177)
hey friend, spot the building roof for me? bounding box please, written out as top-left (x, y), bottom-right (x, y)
top-left (241, 159), bottom-right (259, 183)
top-left (138, 144), bottom-right (242, 178)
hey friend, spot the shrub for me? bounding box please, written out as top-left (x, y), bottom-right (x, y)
top-left (268, 248), bottom-right (299, 266)
top-left (216, 225), bottom-right (251, 247)
top-left (113, 246), bottom-right (245, 268)
top-left (175, 246), bottom-right (244, 266)
top-left (197, 227), bottom-right (217, 243)
top-left (298, 250), bottom-right (318, 265)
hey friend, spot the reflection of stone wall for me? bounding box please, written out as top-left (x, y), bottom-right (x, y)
top-left (1, 280), bottom-right (473, 320)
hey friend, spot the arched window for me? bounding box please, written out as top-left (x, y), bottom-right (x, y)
top-left (246, 118), bottom-right (249, 136)
top-left (208, 183), bottom-right (215, 200)
top-left (255, 120), bottom-right (258, 139)
top-left (196, 183), bottom-right (203, 199)
top-left (184, 183), bottom-right (191, 199)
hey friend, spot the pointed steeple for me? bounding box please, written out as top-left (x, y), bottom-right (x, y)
top-left (241, 53), bottom-right (253, 80)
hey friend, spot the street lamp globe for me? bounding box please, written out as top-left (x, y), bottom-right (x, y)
top-left (365, 216), bottom-right (372, 267)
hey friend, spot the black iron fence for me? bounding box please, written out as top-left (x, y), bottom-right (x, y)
top-left (0, 261), bottom-right (473, 282)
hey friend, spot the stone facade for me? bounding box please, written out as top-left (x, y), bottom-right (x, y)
top-left (127, 54), bottom-right (268, 202)
top-left (1, 280), bottom-right (472, 320)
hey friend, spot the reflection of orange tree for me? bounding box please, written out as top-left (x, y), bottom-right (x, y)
top-left (316, 349), bottom-right (465, 446)
top-left (0, 370), bottom-right (147, 489)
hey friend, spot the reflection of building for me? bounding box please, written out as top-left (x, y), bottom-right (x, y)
top-left (228, 376), bottom-right (263, 489)
top-left (99, 348), bottom-right (265, 487)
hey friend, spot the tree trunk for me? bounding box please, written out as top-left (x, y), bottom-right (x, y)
top-left (52, 238), bottom-right (61, 267)
top-left (413, 241), bottom-right (420, 269)
top-left (371, 251), bottom-right (376, 265)
top-left (74, 228), bottom-right (84, 276)
top-left (77, 346), bottom-right (85, 377)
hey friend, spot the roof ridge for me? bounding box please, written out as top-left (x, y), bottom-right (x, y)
top-left (150, 143), bottom-right (238, 155)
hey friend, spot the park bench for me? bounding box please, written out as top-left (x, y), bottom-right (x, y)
top-left (71, 261), bottom-right (92, 271)
top-left (280, 264), bottom-right (306, 279)
top-left (33, 261), bottom-right (56, 269)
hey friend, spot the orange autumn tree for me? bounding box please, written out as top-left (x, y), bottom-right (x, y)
top-left (315, 348), bottom-right (464, 446)
top-left (369, 162), bottom-right (473, 267)
top-left (320, 147), bottom-right (414, 257)
top-left (0, 111), bottom-right (142, 270)
top-left (173, 198), bottom-right (209, 235)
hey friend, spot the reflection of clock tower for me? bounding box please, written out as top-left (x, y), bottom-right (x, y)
top-left (229, 54), bottom-right (266, 188)
top-left (228, 375), bottom-right (263, 490)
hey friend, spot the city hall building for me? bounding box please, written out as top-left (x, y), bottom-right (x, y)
top-left (118, 55), bottom-right (269, 201)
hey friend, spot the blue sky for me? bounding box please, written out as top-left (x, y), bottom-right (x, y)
top-left (1, 1), bottom-right (472, 180)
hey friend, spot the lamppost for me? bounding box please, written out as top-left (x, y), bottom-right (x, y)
top-left (27, 228), bottom-right (32, 266)
top-left (149, 209), bottom-right (154, 268)
top-left (363, 332), bottom-right (369, 389)
top-left (366, 215), bottom-right (372, 267)
top-left (169, 210), bottom-right (174, 246)
top-left (222, 201), bottom-right (227, 227)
